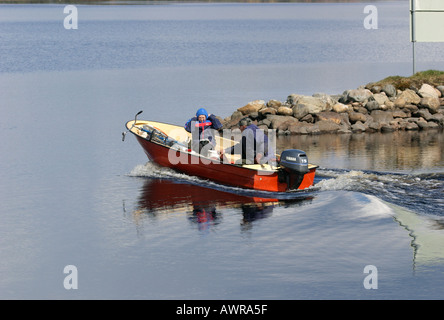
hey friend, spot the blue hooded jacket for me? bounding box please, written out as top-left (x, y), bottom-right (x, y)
top-left (184, 108), bottom-right (223, 148)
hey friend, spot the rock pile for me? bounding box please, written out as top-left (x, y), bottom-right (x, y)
top-left (221, 83), bottom-right (444, 135)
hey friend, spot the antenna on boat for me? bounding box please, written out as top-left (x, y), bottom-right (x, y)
top-left (122, 110), bottom-right (143, 141)
top-left (134, 110), bottom-right (143, 122)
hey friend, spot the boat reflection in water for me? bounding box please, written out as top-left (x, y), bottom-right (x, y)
top-left (129, 178), bottom-right (315, 233)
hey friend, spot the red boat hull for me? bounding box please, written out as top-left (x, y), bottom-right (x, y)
top-left (134, 135), bottom-right (316, 193)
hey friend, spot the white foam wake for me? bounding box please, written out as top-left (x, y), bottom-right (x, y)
top-left (128, 161), bottom-right (197, 181)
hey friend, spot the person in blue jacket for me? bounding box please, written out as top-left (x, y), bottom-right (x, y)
top-left (184, 108), bottom-right (223, 156)
top-left (220, 117), bottom-right (275, 165)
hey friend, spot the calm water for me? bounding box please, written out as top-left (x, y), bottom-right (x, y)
top-left (1, 2), bottom-right (444, 300)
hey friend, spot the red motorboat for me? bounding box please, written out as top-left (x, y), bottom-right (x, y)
top-left (123, 111), bottom-right (318, 193)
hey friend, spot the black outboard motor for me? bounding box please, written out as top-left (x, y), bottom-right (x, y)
top-left (278, 149), bottom-right (309, 190)
top-left (280, 149), bottom-right (309, 174)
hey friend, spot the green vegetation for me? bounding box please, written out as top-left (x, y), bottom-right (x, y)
top-left (371, 70), bottom-right (444, 90)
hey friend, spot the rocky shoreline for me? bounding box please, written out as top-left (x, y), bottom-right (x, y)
top-left (220, 82), bottom-right (444, 135)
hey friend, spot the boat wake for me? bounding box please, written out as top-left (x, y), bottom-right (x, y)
top-left (315, 167), bottom-right (444, 216)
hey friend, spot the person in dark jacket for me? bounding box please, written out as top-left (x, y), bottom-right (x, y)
top-left (220, 117), bottom-right (275, 165)
top-left (184, 108), bottom-right (222, 156)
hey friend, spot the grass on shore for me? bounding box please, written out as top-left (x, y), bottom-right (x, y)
top-left (369, 70), bottom-right (444, 90)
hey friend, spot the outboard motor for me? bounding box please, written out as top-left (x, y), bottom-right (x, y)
top-left (278, 149), bottom-right (309, 190)
top-left (280, 149), bottom-right (309, 174)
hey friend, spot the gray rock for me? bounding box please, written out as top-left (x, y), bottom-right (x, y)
top-left (346, 88), bottom-right (373, 103)
top-left (419, 97), bottom-right (440, 113)
top-left (372, 92), bottom-right (389, 105)
top-left (353, 105), bottom-right (368, 114)
top-left (370, 110), bottom-right (394, 125)
top-left (275, 117), bottom-right (299, 131)
top-left (248, 112), bottom-right (260, 120)
top-left (295, 95), bottom-right (329, 114)
top-left (315, 111), bottom-right (343, 125)
top-left (349, 111), bottom-right (367, 123)
top-left (312, 93), bottom-right (336, 108)
top-left (414, 108), bottom-right (433, 121)
top-left (404, 121), bottom-right (419, 130)
top-left (339, 112), bottom-right (351, 127)
top-left (370, 85), bottom-right (382, 93)
top-left (287, 94), bottom-right (301, 105)
top-left (332, 103), bottom-right (350, 113)
top-left (403, 104), bottom-right (419, 113)
top-left (277, 106), bottom-right (294, 116)
top-left (351, 121), bottom-right (366, 132)
top-left (436, 86), bottom-right (444, 96)
top-left (261, 118), bottom-right (271, 128)
top-left (313, 120), bottom-right (341, 134)
top-left (259, 107), bottom-right (277, 116)
top-left (394, 89), bottom-right (421, 107)
top-left (365, 100), bottom-right (380, 111)
top-left (418, 83), bottom-right (440, 99)
top-left (367, 121), bottom-right (381, 131)
top-left (382, 84), bottom-right (397, 97)
top-left (222, 111), bottom-right (243, 129)
top-left (288, 122), bottom-right (313, 135)
top-left (427, 121), bottom-right (440, 129)
top-left (237, 100), bottom-right (266, 115)
top-left (380, 124), bottom-right (396, 132)
top-left (430, 113), bottom-right (444, 125)
top-left (416, 119), bottom-right (434, 130)
top-left (293, 104), bottom-right (310, 120)
top-left (300, 113), bottom-right (314, 123)
top-left (393, 109), bottom-right (408, 118)
top-left (266, 114), bottom-right (295, 130)
top-left (337, 125), bottom-right (352, 134)
top-left (267, 99), bottom-right (282, 109)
